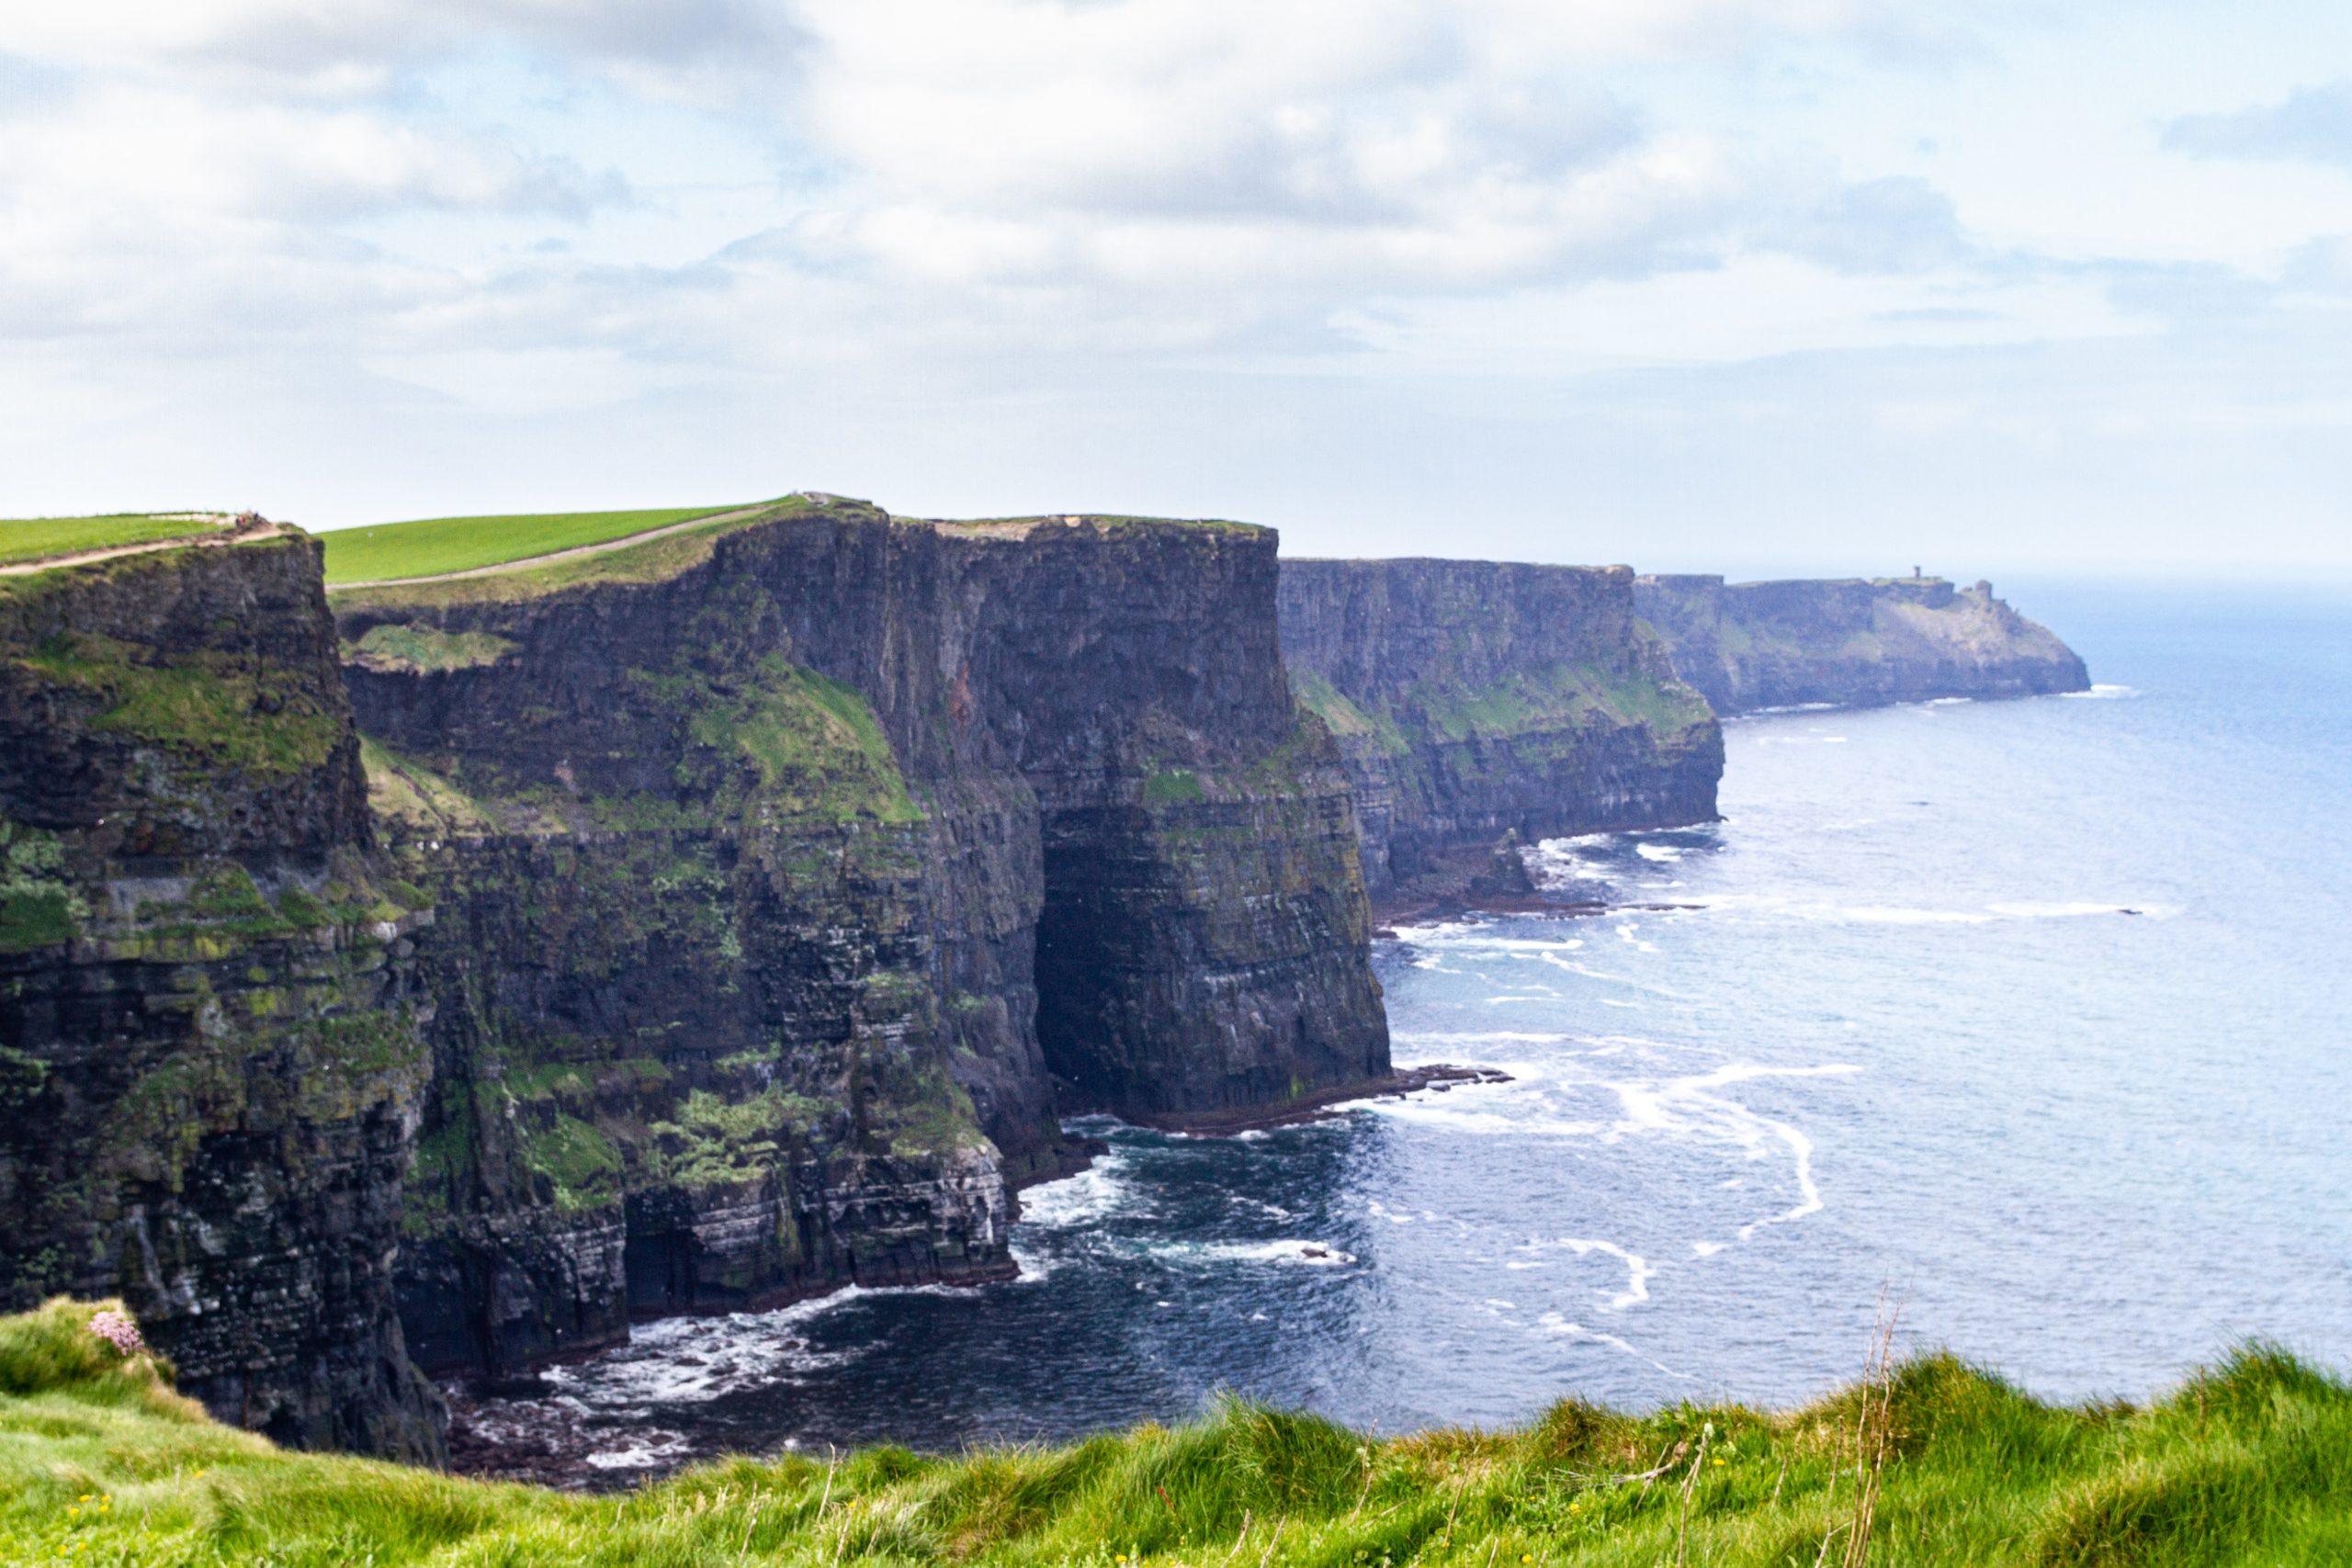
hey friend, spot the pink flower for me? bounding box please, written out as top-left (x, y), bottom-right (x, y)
top-left (88, 1310), bottom-right (145, 1358)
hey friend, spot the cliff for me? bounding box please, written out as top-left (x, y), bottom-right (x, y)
top-left (1277, 560), bottom-right (1722, 905)
top-left (1633, 574), bottom-right (2090, 713)
top-left (332, 501), bottom-right (1388, 1380)
top-left (0, 534), bottom-right (445, 1461)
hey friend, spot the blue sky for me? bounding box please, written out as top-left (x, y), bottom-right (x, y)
top-left (2, 1), bottom-right (2347, 574)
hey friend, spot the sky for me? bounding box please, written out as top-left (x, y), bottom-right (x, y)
top-left (2, 1), bottom-right (2348, 576)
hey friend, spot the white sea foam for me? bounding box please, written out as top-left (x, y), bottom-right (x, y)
top-left (2063, 683), bottom-right (2139, 699)
top-left (1985, 900), bottom-right (2180, 920)
top-left (1635, 843), bottom-right (1682, 862)
top-left (1017, 1154), bottom-right (1137, 1228)
top-left (1927, 696), bottom-right (1973, 706)
top-left (1690, 892), bottom-right (2171, 926)
top-left (546, 1288), bottom-right (879, 1408)
top-left (1532, 1314), bottom-right (1693, 1379)
top-left (1200, 1239), bottom-right (1357, 1267)
top-left (1514, 1236), bottom-right (1655, 1310)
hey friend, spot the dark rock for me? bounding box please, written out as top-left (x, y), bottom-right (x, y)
top-left (1277, 558), bottom-right (1723, 908)
top-left (0, 533), bottom-right (446, 1462)
top-left (333, 504), bottom-right (1389, 1379)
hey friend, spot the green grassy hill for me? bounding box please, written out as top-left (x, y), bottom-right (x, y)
top-left (0, 513), bottom-right (233, 567)
top-left (5, 1299), bottom-right (2346, 1566)
top-left (320, 505), bottom-right (745, 584)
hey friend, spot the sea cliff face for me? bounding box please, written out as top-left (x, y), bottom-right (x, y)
top-left (0, 536), bottom-right (446, 1461)
top-left (1633, 574), bottom-right (2090, 714)
top-left (333, 502), bottom-right (1388, 1379)
top-left (1277, 559), bottom-right (1722, 906)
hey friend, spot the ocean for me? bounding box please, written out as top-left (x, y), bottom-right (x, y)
top-left (485, 579), bottom-right (2352, 1477)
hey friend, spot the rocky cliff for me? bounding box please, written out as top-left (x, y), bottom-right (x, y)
top-left (332, 501), bottom-right (1389, 1380)
top-left (1633, 574), bottom-right (2089, 713)
top-left (1277, 560), bottom-right (1722, 907)
top-left (0, 534), bottom-right (446, 1461)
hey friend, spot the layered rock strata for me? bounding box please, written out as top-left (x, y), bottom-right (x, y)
top-left (332, 502), bottom-right (1389, 1378)
top-left (1277, 559), bottom-right (1723, 905)
top-left (1633, 574), bottom-right (2090, 713)
top-left (0, 534), bottom-right (445, 1461)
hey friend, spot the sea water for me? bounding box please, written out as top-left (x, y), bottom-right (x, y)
top-left (522, 580), bottom-right (2352, 1472)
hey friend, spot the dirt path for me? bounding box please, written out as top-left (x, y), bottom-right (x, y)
top-left (0, 515), bottom-right (287, 577)
top-left (327, 502), bottom-right (776, 592)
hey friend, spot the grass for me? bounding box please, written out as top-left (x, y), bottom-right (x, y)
top-left (5, 1298), bottom-right (2349, 1565)
top-left (320, 506), bottom-right (744, 584)
top-left (0, 514), bottom-right (232, 567)
top-left (328, 498), bottom-right (836, 611)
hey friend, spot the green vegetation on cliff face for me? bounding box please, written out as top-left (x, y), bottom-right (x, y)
top-left (0, 513), bottom-right (232, 566)
top-left (7, 1301), bottom-right (2350, 1567)
top-left (348, 623), bottom-right (518, 673)
top-left (682, 657), bottom-right (923, 825)
top-left (321, 505), bottom-right (741, 583)
top-left (17, 629), bottom-right (345, 777)
top-left (1277, 560), bottom-right (1724, 902)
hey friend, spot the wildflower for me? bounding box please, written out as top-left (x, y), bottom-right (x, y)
top-left (1712, 1457), bottom-right (1725, 1467)
top-left (88, 1310), bottom-right (145, 1358)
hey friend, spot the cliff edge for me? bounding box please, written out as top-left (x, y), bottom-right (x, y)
top-left (333, 501), bottom-right (1389, 1380)
top-left (0, 532), bottom-right (446, 1461)
top-left (1634, 574), bottom-right (2089, 714)
top-left (1278, 559), bottom-right (1722, 908)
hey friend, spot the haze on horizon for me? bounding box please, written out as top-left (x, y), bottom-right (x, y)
top-left (2, 1), bottom-right (2348, 579)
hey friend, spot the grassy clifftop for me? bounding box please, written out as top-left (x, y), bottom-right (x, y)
top-left (321, 505), bottom-right (746, 584)
top-left (6, 1298), bottom-right (2346, 1566)
top-left (0, 513), bottom-right (240, 567)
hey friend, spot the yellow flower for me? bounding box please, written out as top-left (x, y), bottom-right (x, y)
top-left (67, 1506), bottom-right (80, 1517)
top-left (1712, 1457), bottom-right (1725, 1467)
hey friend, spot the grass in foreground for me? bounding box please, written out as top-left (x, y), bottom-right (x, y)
top-left (0, 514), bottom-right (231, 566)
top-left (5, 1298), bottom-right (2347, 1566)
top-left (320, 506), bottom-right (742, 583)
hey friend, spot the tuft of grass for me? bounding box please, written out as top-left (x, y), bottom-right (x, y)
top-left (0, 513), bottom-right (232, 566)
top-left (320, 506), bottom-right (741, 584)
top-left (2, 1303), bottom-right (2348, 1566)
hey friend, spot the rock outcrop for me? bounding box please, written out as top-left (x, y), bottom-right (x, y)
top-left (332, 502), bottom-right (1388, 1379)
top-left (0, 535), bottom-right (446, 1461)
top-left (1277, 559), bottom-right (1723, 907)
top-left (1633, 574), bottom-right (2089, 713)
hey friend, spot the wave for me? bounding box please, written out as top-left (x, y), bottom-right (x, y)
top-left (2062, 683), bottom-right (2140, 699)
top-left (544, 1287), bottom-right (884, 1409)
top-left (1017, 1152), bottom-right (1140, 1229)
top-left (1690, 893), bottom-right (2177, 925)
top-left (1511, 1235), bottom-right (1656, 1311)
top-left (1532, 1314), bottom-right (1694, 1380)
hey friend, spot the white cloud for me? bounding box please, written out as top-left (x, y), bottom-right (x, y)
top-left (2163, 81), bottom-right (2352, 170)
top-left (0, 0), bottom-right (2346, 572)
